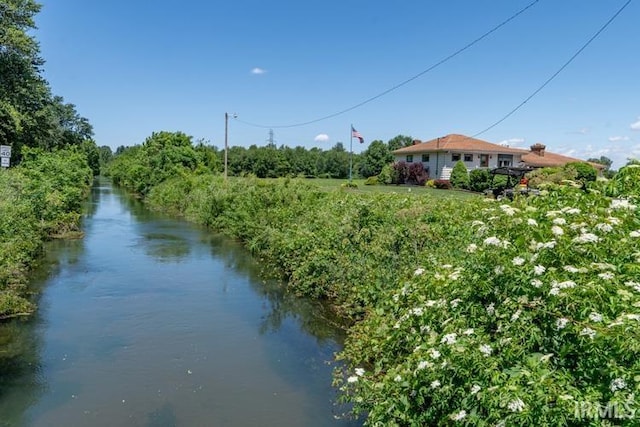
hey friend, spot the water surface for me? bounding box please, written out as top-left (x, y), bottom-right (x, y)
top-left (0, 181), bottom-right (359, 427)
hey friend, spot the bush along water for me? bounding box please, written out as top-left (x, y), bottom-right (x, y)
top-left (0, 148), bottom-right (92, 319)
top-left (336, 181), bottom-right (640, 426)
top-left (135, 154), bottom-right (640, 425)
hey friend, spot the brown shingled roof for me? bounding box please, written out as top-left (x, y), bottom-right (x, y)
top-left (392, 134), bottom-right (526, 155)
top-left (521, 151), bottom-right (605, 169)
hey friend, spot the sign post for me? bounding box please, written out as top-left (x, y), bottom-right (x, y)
top-left (0, 145), bottom-right (11, 168)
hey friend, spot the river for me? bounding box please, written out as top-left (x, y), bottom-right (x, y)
top-left (0, 181), bottom-right (361, 427)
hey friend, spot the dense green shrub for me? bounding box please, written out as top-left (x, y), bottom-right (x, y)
top-left (607, 164), bottom-right (640, 196)
top-left (378, 164), bottom-right (393, 185)
top-left (338, 187), bottom-right (640, 425)
top-left (565, 161), bottom-right (597, 183)
top-left (527, 167), bottom-right (576, 188)
top-left (364, 176), bottom-right (379, 186)
top-left (468, 168), bottom-right (491, 192)
top-left (0, 148), bottom-right (92, 319)
top-left (108, 131), bottom-right (203, 195)
top-left (433, 179), bottom-right (452, 190)
top-left (450, 160), bottom-right (469, 189)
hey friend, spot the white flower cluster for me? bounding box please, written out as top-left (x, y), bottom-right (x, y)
top-left (483, 236), bottom-right (509, 248)
top-left (589, 312), bottom-right (603, 322)
top-left (500, 204), bottom-right (519, 216)
top-left (625, 281), bottom-right (640, 293)
top-left (573, 233), bottom-right (600, 244)
top-left (610, 199), bottom-right (636, 210)
top-left (508, 398), bottom-right (526, 412)
top-left (479, 344), bottom-right (493, 356)
top-left (441, 333), bottom-right (457, 345)
top-left (579, 327), bottom-right (596, 339)
top-left (550, 280), bottom-right (576, 296)
top-left (449, 410), bottom-right (467, 421)
top-left (610, 378), bottom-right (627, 392)
top-left (556, 318), bottom-right (569, 330)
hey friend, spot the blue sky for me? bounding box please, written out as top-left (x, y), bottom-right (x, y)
top-left (35, 0), bottom-right (639, 167)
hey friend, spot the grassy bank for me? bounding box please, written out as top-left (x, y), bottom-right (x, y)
top-left (0, 148), bottom-right (93, 319)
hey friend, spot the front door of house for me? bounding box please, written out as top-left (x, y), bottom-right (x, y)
top-left (480, 154), bottom-right (489, 168)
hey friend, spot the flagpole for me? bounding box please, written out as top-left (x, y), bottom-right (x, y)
top-left (349, 124), bottom-right (353, 184)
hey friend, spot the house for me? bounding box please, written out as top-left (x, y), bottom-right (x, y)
top-left (392, 134), bottom-right (599, 179)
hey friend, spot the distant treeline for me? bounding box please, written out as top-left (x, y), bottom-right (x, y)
top-left (109, 132), bottom-right (416, 187)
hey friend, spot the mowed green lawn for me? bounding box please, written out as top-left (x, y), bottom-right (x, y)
top-left (304, 178), bottom-right (480, 199)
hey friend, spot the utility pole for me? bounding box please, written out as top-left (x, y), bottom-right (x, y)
top-left (224, 112), bottom-right (237, 180)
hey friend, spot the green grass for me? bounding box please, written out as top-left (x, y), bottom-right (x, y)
top-left (303, 178), bottom-right (479, 199)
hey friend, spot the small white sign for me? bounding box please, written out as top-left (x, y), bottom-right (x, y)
top-left (1, 157), bottom-right (9, 168)
top-left (0, 145), bottom-right (11, 158)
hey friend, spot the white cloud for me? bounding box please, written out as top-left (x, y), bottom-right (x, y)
top-left (498, 138), bottom-right (525, 147)
top-left (314, 134), bottom-right (329, 142)
top-left (608, 136), bottom-right (630, 142)
top-left (631, 117), bottom-right (640, 131)
top-left (251, 67), bottom-right (267, 75)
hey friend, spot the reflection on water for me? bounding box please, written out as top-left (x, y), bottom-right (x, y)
top-left (0, 180), bottom-right (361, 427)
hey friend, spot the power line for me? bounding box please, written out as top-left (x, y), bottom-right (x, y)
top-left (472, 0), bottom-right (633, 138)
top-left (235, 0), bottom-right (542, 129)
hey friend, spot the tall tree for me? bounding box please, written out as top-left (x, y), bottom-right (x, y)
top-left (360, 140), bottom-right (393, 178)
top-left (387, 135), bottom-right (414, 151)
top-left (0, 0), bottom-right (93, 159)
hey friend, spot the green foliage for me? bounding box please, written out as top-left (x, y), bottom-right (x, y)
top-left (364, 176), bottom-right (378, 186)
top-left (0, 0), bottom-right (93, 162)
top-left (0, 148), bottom-right (92, 318)
top-left (337, 188), bottom-right (640, 425)
top-left (606, 164), bottom-right (640, 197)
top-left (124, 154), bottom-right (640, 426)
top-left (108, 131), bottom-right (202, 194)
top-left (450, 160), bottom-right (469, 189)
top-left (527, 167), bottom-right (576, 188)
top-left (387, 135), bottom-right (414, 151)
top-left (565, 162), bottom-right (597, 183)
top-left (378, 164), bottom-right (393, 185)
top-left (360, 140), bottom-right (392, 178)
top-left (468, 168), bottom-right (491, 192)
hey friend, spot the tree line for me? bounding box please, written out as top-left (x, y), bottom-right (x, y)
top-left (1, 0), bottom-right (102, 170)
top-left (110, 133), bottom-right (416, 182)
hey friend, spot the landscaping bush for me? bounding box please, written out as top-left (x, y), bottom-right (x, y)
top-left (364, 176), bottom-right (379, 186)
top-left (433, 179), bottom-right (452, 190)
top-left (378, 164), bottom-right (393, 185)
top-left (450, 160), bottom-right (469, 189)
top-left (392, 161), bottom-right (409, 184)
top-left (408, 162), bottom-right (429, 186)
top-left (468, 168), bottom-right (491, 193)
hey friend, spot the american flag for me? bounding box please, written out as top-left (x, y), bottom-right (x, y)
top-left (351, 126), bottom-right (364, 144)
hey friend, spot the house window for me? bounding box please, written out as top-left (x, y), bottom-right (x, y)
top-left (498, 154), bottom-right (513, 167)
top-left (421, 154), bottom-right (429, 162)
top-left (452, 153), bottom-right (461, 162)
top-left (464, 154), bottom-right (473, 162)
top-left (406, 155), bottom-right (413, 163)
